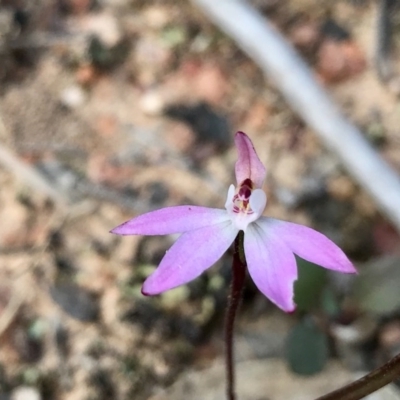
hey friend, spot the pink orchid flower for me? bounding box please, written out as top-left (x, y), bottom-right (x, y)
top-left (111, 131), bottom-right (356, 312)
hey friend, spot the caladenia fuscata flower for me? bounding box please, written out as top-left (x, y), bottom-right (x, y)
top-left (111, 131), bottom-right (356, 312)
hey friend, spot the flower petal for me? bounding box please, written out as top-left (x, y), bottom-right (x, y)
top-left (234, 131), bottom-right (266, 188)
top-left (249, 188), bottom-right (267, 217)
top-left (224, 184), bottom-right (236, 211)
top-left (244, 223), bottom-right (297, 312)
top-left (111, 206), bottom-right (230, 236)
top-left (257, 218), bottom-right (356, 273)
top-left (142, 221), bottom-right (238, 294)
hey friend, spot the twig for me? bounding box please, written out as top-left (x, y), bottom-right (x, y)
top-left (74, 180), bottom-right (149, 214)
top-left (0, 112), bottom-right (149, 214)
top-left (0, 289), bottom-right (24, 337)
top-left (375, 0), bottom-right (394, 82)
top-left (0, 143), bottom-right (68, 208)
top-left (374, 0), bottom-right (400, 94)
top-left (192, 0), bottom-right (400, 234)
top-left (0, 113), bottom-right (68, 207)
top-left (315, 352), bottom-right (400, 400)
top-left (9, 32), bottom-right (87, 50)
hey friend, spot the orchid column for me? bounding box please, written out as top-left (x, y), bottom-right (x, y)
top-left (111, 131), bottom-right (356, 400)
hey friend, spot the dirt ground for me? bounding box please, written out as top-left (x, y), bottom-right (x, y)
top-left (0, 0), bottom-right (400, 399)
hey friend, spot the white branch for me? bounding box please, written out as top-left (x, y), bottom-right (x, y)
top-left (192, 0), bottom-right (400, 233)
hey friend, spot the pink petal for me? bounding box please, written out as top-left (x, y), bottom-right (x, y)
top-left (257, 218), bottom-right (356, 273)
top-left (142, 221), bottom-right (238, 294)
top-left (111, 206), bottom-right (230, 235)
top-left (244, 224), bottom-right (297, 312)
top-left (234, 131), bottom-right (266, 188)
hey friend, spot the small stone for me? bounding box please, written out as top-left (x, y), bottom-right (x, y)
top-left (11, 387), bottom-right (41, 400)
top-left (139, 90), bottom-right (164, 116)
top-left (60, 85), bottom-right (86, 109)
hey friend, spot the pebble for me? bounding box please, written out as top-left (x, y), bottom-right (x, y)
top-left (60, 85), bottom-right (86, 109)
top-left (139, 90), bottom-right (164, 116)
top-left (11, 387), bottom-right (41, 400)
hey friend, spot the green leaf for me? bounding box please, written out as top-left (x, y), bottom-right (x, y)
top-left (353, 256), bottom-right (400, 314)
top-left (294, 257), bottom-right (327, 312)
top-left (285, 316), bottom-right (329, 376)
top-left (321, 287), bottom-right (341, 318)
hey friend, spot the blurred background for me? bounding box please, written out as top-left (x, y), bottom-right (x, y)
top-left (0, 0), bottom-right (400, 399)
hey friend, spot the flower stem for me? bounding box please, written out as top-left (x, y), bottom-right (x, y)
top-left (315, 352), bottom-right (400, 400)
top-left (225, 231), bottom-right (246, 400)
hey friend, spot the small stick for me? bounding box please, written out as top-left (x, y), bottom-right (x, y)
top-left (316, 352), bottom-right (400, 400)
top-left (0, 290), bottom-right (24, 337)
top-left (0, 142), bottom-right (68, 207)
top-left (0, 115), bottom-right (68, 207)
top-left (375, 0), bottom-right (396, 82)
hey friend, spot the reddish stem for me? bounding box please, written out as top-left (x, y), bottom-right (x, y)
top-left (225, 231), bottom-right (246, 400)
top-left (315, 352), bottom-right (400, 400)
